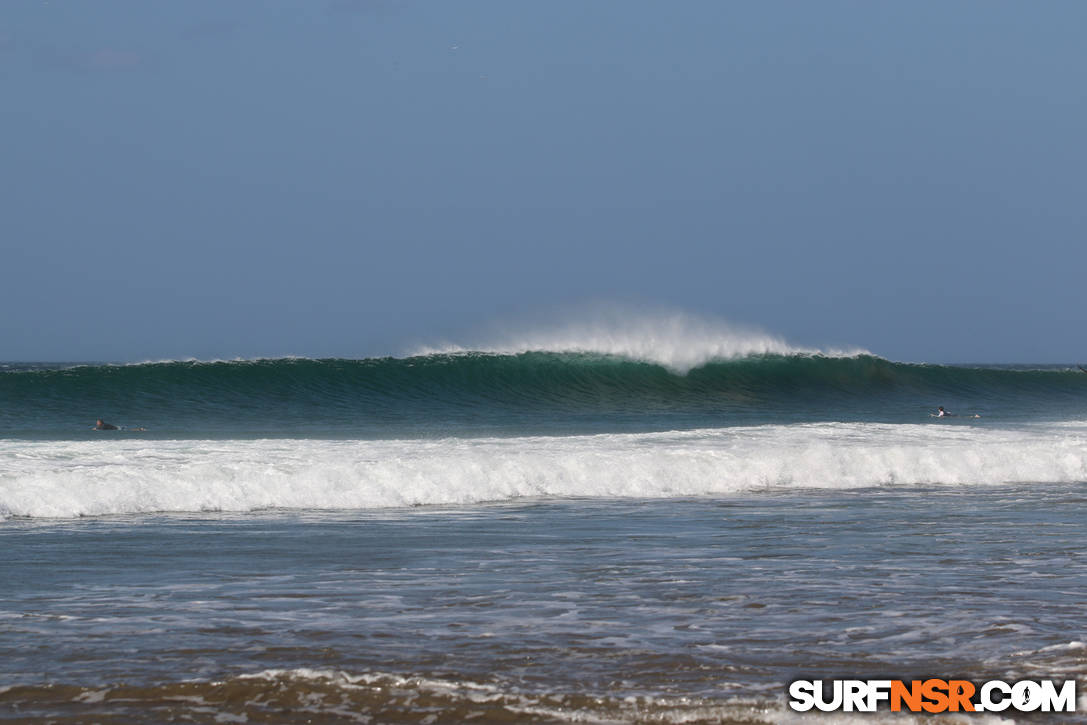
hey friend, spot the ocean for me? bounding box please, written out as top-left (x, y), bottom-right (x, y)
top-left (2, 344), bottom-right (1086, 722)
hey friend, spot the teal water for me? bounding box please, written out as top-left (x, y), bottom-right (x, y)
top-left (3, 354), bottom-right (1086, 438)
top-left (2, 353), bottom-right (1086, 722)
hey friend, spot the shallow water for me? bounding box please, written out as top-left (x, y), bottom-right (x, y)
top-left (3, 353), bottom-right (1085, 722)
top-left (2, 486), bottom-right (1084, 723)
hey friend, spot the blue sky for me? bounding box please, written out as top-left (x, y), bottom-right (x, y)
top-left (2, 1), bottom-right (1085, 363)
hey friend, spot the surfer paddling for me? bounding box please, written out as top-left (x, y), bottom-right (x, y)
top-left (932, 406), bottom-right (980, 419)
top-left (92, 419), bottom-right (147, 431)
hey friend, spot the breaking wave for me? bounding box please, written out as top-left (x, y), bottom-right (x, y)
top-left (3, 423), bottom-right (1086, 519)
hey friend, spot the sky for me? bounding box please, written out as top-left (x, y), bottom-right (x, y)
top-left (2, 0), bottom-right (1085, 363)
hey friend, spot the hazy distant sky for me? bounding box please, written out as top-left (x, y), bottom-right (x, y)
top-left (2, 1), bottom-right (1084, 362)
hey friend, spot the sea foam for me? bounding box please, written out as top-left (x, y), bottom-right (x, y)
top-left (2, 423), bottom-right (1085, 519)
top-left (412, 307), bottom-right (868, 373)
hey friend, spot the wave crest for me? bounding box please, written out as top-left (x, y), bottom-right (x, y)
top-left (412, 309), bottom-right (867, 373)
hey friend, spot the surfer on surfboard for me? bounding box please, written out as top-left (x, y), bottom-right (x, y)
top-left (932, 406), bottom-right (981, 419)
top-left (93, 419), bottom-right (146, 431)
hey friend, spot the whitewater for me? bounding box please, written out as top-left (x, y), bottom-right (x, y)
top-left (410, 308), bottom-right (866, 372)
top-left (3, 317), bottom-right (1086, 723)
top-left (3, 423), bottom-right (1087, 519)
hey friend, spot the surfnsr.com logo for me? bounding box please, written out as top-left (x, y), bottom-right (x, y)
top-left (788, 679), bottom-right (1076, 713)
